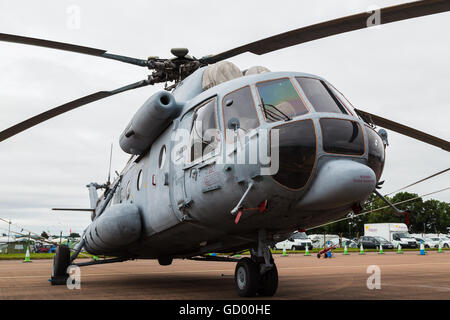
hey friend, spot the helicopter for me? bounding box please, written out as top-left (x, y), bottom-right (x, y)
top-left (1, 0), bottom-right (449, 297)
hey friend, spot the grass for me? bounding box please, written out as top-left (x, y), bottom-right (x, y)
top-left (0, 252), bottom-right (95, 260)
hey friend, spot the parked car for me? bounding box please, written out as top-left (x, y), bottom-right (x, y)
top-left (275, 232), bottom-right (313, 250)
top-left (437, 235), bottom-right (450, 247)
top-left (326, 237), bottom-right (357, 248)
top-left (413, 237), bottom-right (437, 248)
top-left (342, 239), bottom-right (358, 248)
top-left (35, 244), bottom-right (56, 253)
top-left (358, 236), bottom-right (394, 249)
top-left (429, 237), bottom-right (450, 248)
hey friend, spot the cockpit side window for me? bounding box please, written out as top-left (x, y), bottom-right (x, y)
top-left (256, 78), bottom-right (308, 123)
top-left (190, 98), bottom-right (219, 162)
top-left (295, 77), bottom-right (348, 114)
top-left (222, 86), bottom-right (259, 143)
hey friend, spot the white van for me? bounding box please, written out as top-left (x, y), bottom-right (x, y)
top-left (275, 232), bottom-right (313, 250)
top-left (364, 223), bottom-right (418, 248)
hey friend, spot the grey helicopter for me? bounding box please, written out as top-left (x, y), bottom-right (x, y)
top-left (1, 0), bottom-right (449, 297)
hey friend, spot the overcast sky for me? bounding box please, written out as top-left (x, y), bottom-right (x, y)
top-left (0, 0), bottom-right (449, 236)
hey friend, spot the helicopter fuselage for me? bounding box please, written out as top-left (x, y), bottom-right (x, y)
top-left (85, 68), bottom-right (385, 259)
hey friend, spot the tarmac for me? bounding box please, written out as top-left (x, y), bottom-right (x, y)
top-left (0, 251), bottom-right (449, 299)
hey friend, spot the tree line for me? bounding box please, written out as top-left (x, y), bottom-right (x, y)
top-left (312, 192), bottom-right (450, 237)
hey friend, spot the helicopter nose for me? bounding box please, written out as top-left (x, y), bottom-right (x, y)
top-left (297, 159), bottom-right (376, 210)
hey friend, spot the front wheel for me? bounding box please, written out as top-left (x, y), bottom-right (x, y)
top-left (235, 258), bottom-right (259, 297)
top-left (444, 243), bottom-right (449, 248)
top-left (257, 264), bottom-right (278, 297)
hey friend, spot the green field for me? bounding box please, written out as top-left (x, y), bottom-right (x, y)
top-left (0, 252), bottom-right (94, 260)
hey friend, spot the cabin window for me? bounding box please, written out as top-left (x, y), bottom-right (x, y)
top-left (158, 145), bottom-right (166, 168)
top-left (256, 78), bottom-right (308, 122)
top-left (222, 86), bottom-right (259, 143)
top-left (137, 170), bottom-right (143, 191)
top-left (190, 98), bottom-right (219, 162)
top-left (295, 77), bottom-right (348, 114)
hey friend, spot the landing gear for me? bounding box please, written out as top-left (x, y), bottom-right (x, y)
top-left (235, 258), bottom-right (259, 297)
top-left (234, 257), bottom-right (278, 297)
top-left (50, 245), bottom-right (70, 285)
top-left (257, 262), bottom-right (278, 296)
top-left (158, 257), bottom-right (173, 266)
top-left (234, 229), bottom-right (279, 297)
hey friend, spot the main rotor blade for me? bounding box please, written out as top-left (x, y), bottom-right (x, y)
top-left (0, 33), bottom-right (149, 67)
top-left (203, 0), bottom-right (450, 63)
top-left (52, 208), bottom-right (94, 212)
top-left (0, 79), bottom-right (150, 142)
top-left (354, 108), bottom-right (450, 152)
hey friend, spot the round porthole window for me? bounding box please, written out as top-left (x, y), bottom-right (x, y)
top-left (159, 145), bottom-right (166, 169)
top-left (137, 169), bottom-right (143, 191)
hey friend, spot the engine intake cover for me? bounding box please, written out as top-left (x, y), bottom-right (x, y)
top-left (119, 91), bottom-right (182, 155)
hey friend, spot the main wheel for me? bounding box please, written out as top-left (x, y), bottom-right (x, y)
top-left (235, 258), bottom-right (259, 297)
top-left (257, 263), bottom-right (278, 297)
top-left (50, 245), bottom-right (70, 285)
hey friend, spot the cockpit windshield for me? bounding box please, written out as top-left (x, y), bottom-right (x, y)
top-left (256, 78), bottom-right (308, 122)
top-left (295, 77), bottom-right (348, 114)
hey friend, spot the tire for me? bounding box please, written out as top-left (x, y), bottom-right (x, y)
top-left (257, 264), bottom-right (278, 297)
top-left (235, 258), bottom-right (259, 297)
top-left (52, 245), bottom-right (70, 276)
top-left (444, 243), bottom-right (449, 248)
top-left (158, 257), bottom-right (173, 266)
top-left (50, 245), bottom-right (70, 285)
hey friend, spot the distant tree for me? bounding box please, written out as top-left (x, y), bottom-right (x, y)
top-left (69, 232), bottom-right (81, 238)
top-left (40, 231), bottom-right (49, 239)
top-left (310, 192), bottom-right (449, 237)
